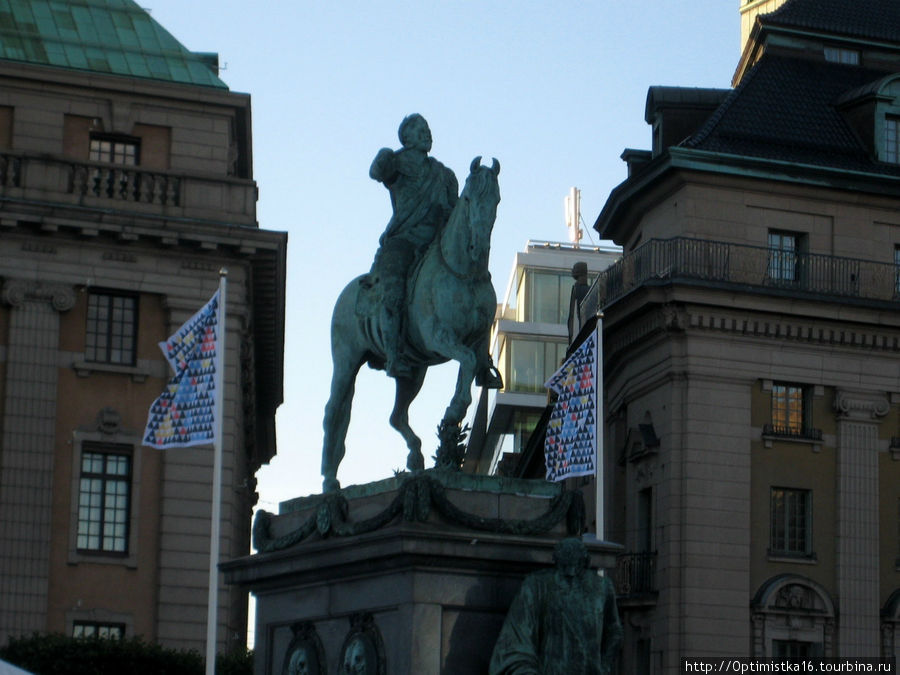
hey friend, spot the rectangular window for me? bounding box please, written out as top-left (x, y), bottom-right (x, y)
top-left (770, 487), bottom-right (812, 556)
top-left (516, 269), bottom-right (576, 324)
top-left (85, 292), bottom-right (137, 365)
top-left (637, 487), bottom-right (653, 553)
top-left (771, 383), bottom-right (804, 435)
top-left (896, 497), bottom-right (900, 566)
top-left (511, 410), bottom-right (542, 454)
top-left (894, 245), bottom-right (900, 295)
top-left (73, 621), bottom-right (125, 639)
top-left (767, 231), bottom-right (801, 282)
top-left (77, 447), bottom-right (131, 554)
top-left (823, 47), bottom-right (859, 65)
top-left (635, 639), bottom-right (652, 675)
top-left (504, 338), bottom-right (568, 393)
top-left (886, 117), bottom-right (900, 165)
top-left (772, 640), bottom-right (813, 658)
top-left (89, 136), bottom-right (138, 166)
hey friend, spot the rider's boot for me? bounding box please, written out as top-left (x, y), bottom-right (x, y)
top-left (384, 309), bottom-right (413, 379)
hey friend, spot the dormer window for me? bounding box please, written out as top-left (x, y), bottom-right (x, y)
top-left (836, 75), bottom-right (900, 166)
top-left (824, 47), bottom-right (859, 65)
top-left (885, 116), bottom-right (900, 164)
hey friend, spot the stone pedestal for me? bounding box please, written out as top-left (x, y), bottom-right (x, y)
top-left (222, 472), bottom-right (620, 675)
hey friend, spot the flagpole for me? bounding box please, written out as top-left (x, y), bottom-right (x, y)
top-left (595, 316), bottom-right (604, 541)
top-left (206, 270), bottom-right (227, 675)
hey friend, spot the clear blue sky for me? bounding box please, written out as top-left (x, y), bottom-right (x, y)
top-left (147, 1), bottom-right (740, 509)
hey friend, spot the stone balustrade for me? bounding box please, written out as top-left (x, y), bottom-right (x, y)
top-left (0, 150), bottom-right (257, 225)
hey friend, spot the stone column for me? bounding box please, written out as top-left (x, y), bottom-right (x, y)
top-left (0, 280), bottom-right (75, 642)
top-left (834, 389), bottom-right (889, 656)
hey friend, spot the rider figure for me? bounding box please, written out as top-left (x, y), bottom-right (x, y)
top-left (369, 114), bottom-right (459, 378)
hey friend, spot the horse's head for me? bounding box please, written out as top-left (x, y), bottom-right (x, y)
top-left (457, 156), bottom-right (500, 266)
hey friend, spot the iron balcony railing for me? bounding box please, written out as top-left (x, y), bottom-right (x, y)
top-left (580, 237), bottom-right (900, 325)
top-left (762, 424), bottom-right (823, 441)
top-left (614, 551), bottom-right (657, 596)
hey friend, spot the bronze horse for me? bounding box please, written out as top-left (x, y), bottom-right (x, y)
top-left (322, 157), bottom-right (501, 492)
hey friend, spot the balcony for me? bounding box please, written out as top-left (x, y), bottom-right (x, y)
top-left (762, 424), bottom-right (822, 441)
top-left (614, 551), bottom-right (657, 600)
top-left (580, 237), bottom-right (900, 323)
top-left (0, 150), bottom-right (257, 225)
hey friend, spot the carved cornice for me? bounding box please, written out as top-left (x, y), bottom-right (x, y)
top-left (1, 279), bottom-right (75, 312)
top-left (686, 310), bottom-right (900, 351)
top-left (606, 304), bottom-right (900, 367)
top-left (834, 389), bottom-right (890, 420)
top-left (606, 305), bottom-right (681, 361)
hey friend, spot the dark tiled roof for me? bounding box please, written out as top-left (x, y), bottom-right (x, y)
top-left (762, 0), bottom-right (900, 45)
top-left (685, 54), bottom-right (900, 177)
top-left (0, 0), bottom-right (228, 88)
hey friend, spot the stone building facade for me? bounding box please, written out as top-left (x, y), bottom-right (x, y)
top-left (0, 0), bottom-right (286, 655)
top-left (571, 0), bottom-right (900, 670)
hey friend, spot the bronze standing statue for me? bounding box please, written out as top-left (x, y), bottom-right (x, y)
top-left (321, 115), bottom-right (502, 492)
top-left (489, 539), bottom-right (623, 675)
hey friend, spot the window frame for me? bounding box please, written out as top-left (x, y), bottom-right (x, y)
top-left (89, 134), bottom-right (140, 166)
top-left (894, 244), bottom-right (900, 296)
top-left (771, 383), bottom-right (805, 436)
top-left (515, 268), bottom-right (576, 325)
top-left (884, 115), bottom-right (900, 165)
top-left (68, 429), bottom-right (142, 568)
top-left (823, 46), bottom-right (860, 65)
top-left (766, 230), bottom-right (804, 284)
top-left (73, 621), bottom-right (126, 640)
top-left (769, 487), bottom-right (814, 559)
top-left (764, 381), bottom-right (822, 443)
top-left (76, 444), bottom-right (132, 556)
top-left (501, 336), bottom-right (568, 394)
top-left (772, 639), bottom-right (815, 658)
top-left (85, 290), bottom-right (138, 367)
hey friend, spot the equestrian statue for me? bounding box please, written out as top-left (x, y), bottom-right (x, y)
top-left (322, 114), bottom-right (502, 492)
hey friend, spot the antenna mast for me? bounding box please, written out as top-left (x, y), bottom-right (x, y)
top-left (565, 187), bottom-right (582, 247)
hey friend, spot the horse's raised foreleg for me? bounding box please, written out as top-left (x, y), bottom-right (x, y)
top-left (322, 355), bottom-right (364, 492)
top-left (390, 367), bottom-right (427, 471)
top-left (430, 327), bottom-right (478, 433)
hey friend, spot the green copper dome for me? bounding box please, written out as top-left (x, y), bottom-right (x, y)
top-left (0, 0), bottom-right (228, 88)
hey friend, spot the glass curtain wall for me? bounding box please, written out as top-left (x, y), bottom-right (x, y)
top-left (515, 269), bottom-right (576, 324)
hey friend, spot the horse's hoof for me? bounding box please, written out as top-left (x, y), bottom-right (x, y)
top-left (323, 477), bottom-right (341, 493)
top-left (476, 366), bottom-right (503, 389)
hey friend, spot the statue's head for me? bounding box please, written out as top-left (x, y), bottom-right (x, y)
top-left (571, 262), bottom-right (588, 282)
top-left (343, 637), bottom-right (368, 674)
top-left (553, 538), bottom-right (591, 580)
top-left (399, 113), bottom-right (432, 153)
top-left (287, 646), bottom-right (309, 675)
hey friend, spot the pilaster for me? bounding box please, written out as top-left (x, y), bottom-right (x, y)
top-left (833, 389), bottom-right (889, 656)
top-left (0, 279), bottom-right (74, 642)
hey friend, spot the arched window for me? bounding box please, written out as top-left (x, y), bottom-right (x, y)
top-left (751, 575), bottom-right (836, 658)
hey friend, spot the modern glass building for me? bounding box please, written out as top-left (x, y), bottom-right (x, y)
top-left (464, 240), bottom-right (620, 476)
